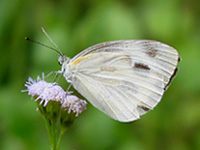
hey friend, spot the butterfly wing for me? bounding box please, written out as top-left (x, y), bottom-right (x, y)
top-left (66, 40), bottom-right (180, 122)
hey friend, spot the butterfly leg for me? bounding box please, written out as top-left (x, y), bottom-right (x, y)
top-left (45, 71), bottom-right (55, 78)
top-left (52, 70), bottom-right (64, 82)
top-left (44, 70), bottom-right (63, 82)
top-left (66, 84), bottom-right (73, 95)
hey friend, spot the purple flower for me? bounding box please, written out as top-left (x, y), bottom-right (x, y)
top-left (22, 73), bottom-right (87, 117)
top-left (62, 95), bottom-right (87, 117)
top-left (22, 73), bottom-right (66, 106)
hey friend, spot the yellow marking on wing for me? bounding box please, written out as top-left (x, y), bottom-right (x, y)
top-left (70, 54), bottom-right (94, 67)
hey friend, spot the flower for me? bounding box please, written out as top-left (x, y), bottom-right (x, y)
top-left (62, 95), bottom-right (87, 117)
top-left (22, 73), bottom-right (87, 116)
top-left (22, 73), bottom-right (66, 106)
top-left (22, 73), bottom-right (88, 140)
top-left (60, 95), bottom-right (87, 129)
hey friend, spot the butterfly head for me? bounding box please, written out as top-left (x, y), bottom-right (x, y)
top-left (58, 55), bottom-right (70, 66)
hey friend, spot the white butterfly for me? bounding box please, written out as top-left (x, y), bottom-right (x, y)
top-left (58, 40), bottom-right (180, 122)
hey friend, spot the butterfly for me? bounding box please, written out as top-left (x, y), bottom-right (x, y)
top-left (58, 40), bottom-right (180, 122)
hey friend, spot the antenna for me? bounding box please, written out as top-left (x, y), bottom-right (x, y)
top-left (41, 27), bottom-right (63, 55)
top-left (25, 37), bottom-right (63, 55)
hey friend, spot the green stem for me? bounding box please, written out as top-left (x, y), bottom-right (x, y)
top-left (51, 120), bottom-right (57, 150)
top-left (44, 117), bottom-right (53, 149)
top-left (44, 117), bottom-right (57, 150)
top-left (57, 127), bottom-right (67, 150)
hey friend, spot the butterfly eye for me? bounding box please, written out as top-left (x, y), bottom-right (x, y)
top-left (58, 55), bottom-right (70, 66)
top-left (58, 55), bottom-right (64, 65)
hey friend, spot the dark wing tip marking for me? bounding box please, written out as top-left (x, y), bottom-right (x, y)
top-left (142, 41), bottom-right (158, 57)
top-left (164, 68), bottom-right (178, 90)
top-left (178, 56), bottom-right (181, 62)
top-left (137, 105), bottom-right (150, 112)
top-left (164, 54), bottom-right (180, 90)
top-left (147, 48), bottom-right (158, 57)
top-left (134, 63), bottom-right (150, 70)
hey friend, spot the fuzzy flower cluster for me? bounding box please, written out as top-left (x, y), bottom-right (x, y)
top-left (22, 73), bottom-right (87, 117)
top-left (62, 95), bottom-right (87, 117)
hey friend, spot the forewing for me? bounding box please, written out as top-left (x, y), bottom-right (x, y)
top-left (69, 40), bottom-right (180, 122)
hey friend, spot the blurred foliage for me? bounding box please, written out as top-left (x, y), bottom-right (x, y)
top-left (0, 0), bottom-right (200, 150)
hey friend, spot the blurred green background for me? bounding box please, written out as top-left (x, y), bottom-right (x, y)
top-left (0, 0), bottom-right (200, 150)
